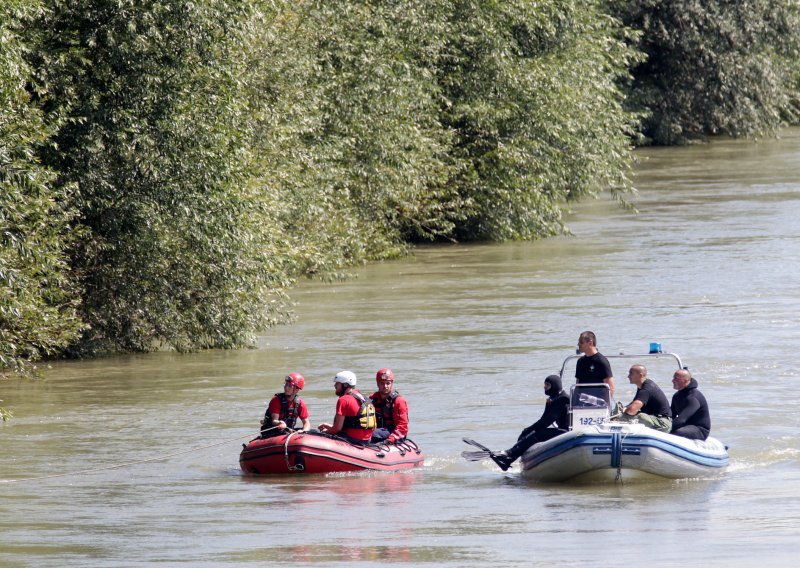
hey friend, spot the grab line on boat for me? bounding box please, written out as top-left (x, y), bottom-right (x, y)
top-left (284, 431), bottom-right (305, 471)
top-left (0, 430), bottom-right (265, 484)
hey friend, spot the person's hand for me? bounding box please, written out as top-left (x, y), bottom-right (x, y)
top-left (318, 423), bottom-right (332, 432)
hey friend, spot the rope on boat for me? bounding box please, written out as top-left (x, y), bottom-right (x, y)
top-left (0, 430), bottom-right (266, 485)
top-left (614, 429), bottom-right (634, 484)
top-left (284, 430), bottom-right (305, 471)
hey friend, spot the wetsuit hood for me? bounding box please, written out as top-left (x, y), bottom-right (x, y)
top-left (685, 378), bottom-right (699, 390)
top-left (544, 375), bottom-right (563, 398)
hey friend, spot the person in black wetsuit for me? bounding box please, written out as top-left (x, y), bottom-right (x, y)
top-left (576, 331), bottom-right (615, 398)
top-left (491, 375), bottom-right (570, 471)
top-left (670, 369), bottom-right (711, 441)
top-left (615, 364), bottom-right (672, 432)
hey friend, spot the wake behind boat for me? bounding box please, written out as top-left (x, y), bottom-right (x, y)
top-left (240, 431), bottom-right (424, 474)
top-left (463, 347), bottom-right (729, 482)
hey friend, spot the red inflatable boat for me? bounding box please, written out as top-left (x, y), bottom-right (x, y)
top-left (239, 431), bottom-right (425, 474)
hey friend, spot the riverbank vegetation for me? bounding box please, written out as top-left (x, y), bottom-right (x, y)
top-left (2, 0), bottom-right (799, 376)
top-left (610, 0), bottom-right (800, 145)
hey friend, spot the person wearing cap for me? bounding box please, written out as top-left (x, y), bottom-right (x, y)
top-left (490, 375), bottom-right (570, 471)
top-left (576, 331), bottom-right (615, 398)
top-left (318, 371), bottom-right (376, 445)
top-left (261, 373), bottom-right (311, 437)
top-left (369, 368), bottom-right (409, 444)
top-left (613, 364), bottom-right (672, 432)
top-left (670, 369), bottom-right (711, 440)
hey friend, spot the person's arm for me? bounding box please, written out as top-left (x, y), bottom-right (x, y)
top-left (671, 398), bottom-right (701, 430)
top-left (298, 401), bottom-right (311, 431)
top-left (261, 397), bottom-right (283, 430)
top-left (624, 400), bottom-right (643, 416)
top-left (319, 398), bottom-right (347, 434)
top-left (319, 414), bottom-right (345, 435)
top-left (529, 399), bottom-right (563, 431)
top-left (388, 398), bottom-right (409, 442)
top-left (604, 376), bottom-right (615, 398)
top-left (624, 389), bottom-right (648, 415)
top-left (596, 356), bottom-right (615, 398)
top-left (270, 412), bottom-right (287, 429)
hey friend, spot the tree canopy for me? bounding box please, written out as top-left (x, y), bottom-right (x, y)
top-left (1, 0), bottom-right (83, 377)
top-left (1, 0), bottom-right (798, 377)
top-left (610, 0), bottom-right (800, 144)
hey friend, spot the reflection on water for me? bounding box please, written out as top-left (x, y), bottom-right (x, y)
top-left (2, 129), bottom-right (800, 566)
top-left (242, 469), bottom-right (418, 499)
top-left (226, 544), bottom-right (482, 565)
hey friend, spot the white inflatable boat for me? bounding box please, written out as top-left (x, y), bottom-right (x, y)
top-left (520, 422), bottom-right (729, 482)
top-left (520, 349), bottom-right (729, 482)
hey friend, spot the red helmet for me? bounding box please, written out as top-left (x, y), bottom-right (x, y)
top-left (376, 368), bottom-right (394, 383)
top-left (285, 373), bottom-right (305, 390)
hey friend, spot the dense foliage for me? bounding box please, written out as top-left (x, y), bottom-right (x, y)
top-left (243, 1), bottom-right (460, 270)
top-left (610, 0), bottom-right (800, 145)
top-left (438, 0), bottom-right (639, 240)
top-left (1, 0), bottom-right (798, 380)
top-left (1, 0), bottom-right (83, 377)
top-left (24, 0), bottom-right (294, 354)
top-left (255, 0), bottom-right (639, 245)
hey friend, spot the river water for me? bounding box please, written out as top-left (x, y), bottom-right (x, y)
top-left (2, 129), bottom-right (800, 567)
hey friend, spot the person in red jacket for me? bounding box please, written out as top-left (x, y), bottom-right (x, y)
top-left (370, 368), bottom-right (409, 444)
top-left (261, 373), bottom-right (311, 437)
top-left (318, 371), bottom-right (376, 445)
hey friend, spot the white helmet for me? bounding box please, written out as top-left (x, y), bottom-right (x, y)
top-left (333, 370), bottom-right (357, 386)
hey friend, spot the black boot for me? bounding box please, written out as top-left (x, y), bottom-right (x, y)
top-left (490, 451), bottom-right (515, 471)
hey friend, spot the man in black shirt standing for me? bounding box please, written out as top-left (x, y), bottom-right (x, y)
top-left (575, 330), bottom-right (615, 398)
top-left (615, 364), bottom-right (672, 432)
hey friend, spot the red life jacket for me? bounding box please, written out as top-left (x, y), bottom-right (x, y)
top-left (266, 392), bottom-right (303, 429)
top-left (370, 390), bottom-right (399, 430)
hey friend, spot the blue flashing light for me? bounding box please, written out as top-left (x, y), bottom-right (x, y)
top-left (649, 342), bottom-right (662, 354)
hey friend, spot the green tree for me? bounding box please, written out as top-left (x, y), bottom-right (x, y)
top-left (260, 0), bottom-right (640, 246)
top-left (24, 0), bottom-right (291, 353)
top-left (260, 2), bottom-right (461, 260)
top-left (232, 0), bottom-right (463, 286)
top-left (610, 0), bottom-right (800, 145)
top-left (6, 0), bottom-right (652, 362)
top-left (1, 0), bottom-right (83, 378)
top-left (438, 0), bottom-right (640, 240)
